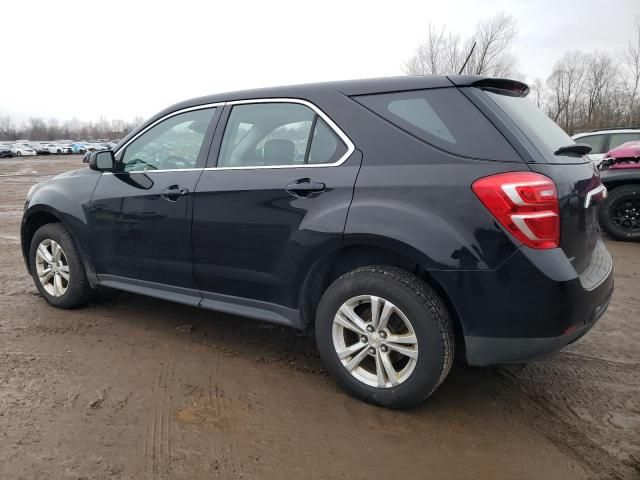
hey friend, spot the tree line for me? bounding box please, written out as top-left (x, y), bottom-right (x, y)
top-left (404, 13), bottom-right (640, 134)
top-left (0, 115), bottom-right (145, 142)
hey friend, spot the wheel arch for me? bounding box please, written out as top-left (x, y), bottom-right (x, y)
top-left (21, 205), bottom-right (97, 287)
top-left (298, 241), bottom-right (466, 352)
top-left (21, 207), bottom-right (65, 273)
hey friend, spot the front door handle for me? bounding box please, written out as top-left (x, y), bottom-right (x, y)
top-left (161, 185), bottom-right (190, 201)
top-left (285, 178), bottom-right (326, 198)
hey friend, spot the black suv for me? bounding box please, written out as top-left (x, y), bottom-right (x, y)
top-left (21, 76), bottom-right (614, 408)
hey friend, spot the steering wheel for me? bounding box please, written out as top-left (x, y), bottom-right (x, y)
top-left (159, 155), bottom-right (190, 170)
top-left (125, 158), bottom-right (158, 172)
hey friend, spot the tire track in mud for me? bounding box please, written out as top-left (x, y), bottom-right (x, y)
top-left (143, 352), bottom-right (175, 479)
top-left (493, 358), bottom-right (640, 480)
top-left (207, 326), bottom-right (247, 479)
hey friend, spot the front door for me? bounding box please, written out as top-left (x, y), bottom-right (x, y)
top-left (89, 106), bottom-right (218, 291)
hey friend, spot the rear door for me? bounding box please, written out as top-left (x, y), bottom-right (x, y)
top-left (192, 100), bottom-right (360, 313)
top-left (476, 88), bottom-right (610, 287)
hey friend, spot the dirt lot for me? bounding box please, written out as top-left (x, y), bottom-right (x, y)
top-left (0, 155), bottom-right (638, 480)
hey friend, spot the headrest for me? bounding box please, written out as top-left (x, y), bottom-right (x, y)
top-left (264, 139), bottom-right (295, 165)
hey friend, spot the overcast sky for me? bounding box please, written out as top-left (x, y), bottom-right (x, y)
top-left (1, 0), bottom-right (638, 124)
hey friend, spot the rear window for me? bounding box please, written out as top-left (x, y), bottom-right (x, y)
top-left (354, 88), bottom-right (518, 161)
top-left (483, 90), bottom-right (584, 163)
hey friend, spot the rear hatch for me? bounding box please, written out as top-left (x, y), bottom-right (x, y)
top-left (475, 83), bottom-right (609, 286)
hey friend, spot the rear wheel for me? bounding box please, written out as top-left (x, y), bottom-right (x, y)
top-left (599, 184), bottom-right (640, 241)
top-left (29, 223), bottom-right (93, 308)
top-left (315, 266), bottom-right (454, 409)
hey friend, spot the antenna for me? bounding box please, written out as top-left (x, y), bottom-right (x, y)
top-left (458, 42), bottom-right (477, 75)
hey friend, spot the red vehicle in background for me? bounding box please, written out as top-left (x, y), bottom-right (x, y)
top-left (598, 141), bottom-right (640, 241)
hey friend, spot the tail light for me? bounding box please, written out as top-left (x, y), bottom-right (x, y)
top-left (472, 172), bottom-right (560, 249)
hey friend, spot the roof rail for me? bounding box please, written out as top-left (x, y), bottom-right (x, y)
top-left (575, 126), bottom-right (640, 134)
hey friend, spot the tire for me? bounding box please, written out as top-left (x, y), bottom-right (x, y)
top-left (29, 223), bottom-right (93, 308)
top-left (16, 151), bottom-right (21, 157)
top-left (315, 266), bottom-right (454, 409)
top-left (599, 184), bottom-right (640, 241)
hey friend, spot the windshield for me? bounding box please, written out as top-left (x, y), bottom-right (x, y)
top-left (483, 90), bottom-right (586, 163)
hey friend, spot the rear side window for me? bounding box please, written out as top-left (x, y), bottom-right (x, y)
top-left (576, 134), bottom-right (607, 154)
top-left (217, 102), bottom-right (348, 168)
top-left (609, 132), bottom-right (640, 151)
top-left (354, 88), bottom-right (517, 161)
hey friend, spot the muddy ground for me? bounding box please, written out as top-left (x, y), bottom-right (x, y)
top-left (0, 155), bottom-right (638, 480)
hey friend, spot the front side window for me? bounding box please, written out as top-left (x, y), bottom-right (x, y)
top-left (217, 102), bottom-right (347, 167)
top-left (121, 108), bottom-right (215, 172)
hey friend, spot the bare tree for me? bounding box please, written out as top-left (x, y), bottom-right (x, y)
top-left (47, 118), bottom-right (59, 141)
top-left (530, 78), bottom-right (545, 108)
top-left (404, 13), bottom-right (519, 77)
top-left (466, 13), bottom-right (518, 76)
top-left (28, 117), bottom-right (47, 140)
top-left (583, 52), bottom-right (617, 128)
top-left (546, 51), bottom-right (587, 133)
top-left (403, 23), bottom-right (447, 75)
top-left (0, 116), bottom-right (17, 140)
top-left (620, 15), bottom-right (640, 125)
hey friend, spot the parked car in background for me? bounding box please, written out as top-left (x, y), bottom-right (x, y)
top-left (0, 144), bottom-right (14, 158)
top-left (10, 143), bottom-right (37, 156)
top-left (21, 76), bottom-right (613, 408)
top-left (29, 142), bottom-right (51, 155)
top-left (598, 140), bottom-right (640, 241)
top-left (84, 143), bottom-right (109, 152)
top-left (71, 142), bottom-right (87, 154)
top-left (39, 143), bottom-right (65, 154)
top-left (572, 128), bottom-right (640, 166)
top-left (58, 143), bottom-right (73, 154)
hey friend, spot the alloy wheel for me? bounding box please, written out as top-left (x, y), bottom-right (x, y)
top-left (35, 239), bottom-right (70, 297)
top-left (332, 295), bottom-right (418, 388)
top-left (611, 195), bottom-right (640, 232)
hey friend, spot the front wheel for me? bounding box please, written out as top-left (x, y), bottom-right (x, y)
top-left (315, 266), bottom-right (454, 409)
top-left (16, 151), bottom-right (21, 157)
top-left (29, 223), bottom-right (93, 308)
top-left (599, 184), bottom-right (640, 241)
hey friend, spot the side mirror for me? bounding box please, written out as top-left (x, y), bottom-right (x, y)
top-left (89, 150), bottom-right (116, 172)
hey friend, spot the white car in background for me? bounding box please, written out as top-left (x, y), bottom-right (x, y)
top-left (40, 143), bottom-right (64, 154)
top-left (10, 143), bottom-right (37, 156)
top-left (572, 128), bottom-right (640, 166)
top-left (57, 143), bottom-right (73, 154)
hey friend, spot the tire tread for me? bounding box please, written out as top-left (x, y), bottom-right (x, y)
top-left (29, 223), bottom-right (93, 309)
top-left (316, 265), bottom-right (455, 408)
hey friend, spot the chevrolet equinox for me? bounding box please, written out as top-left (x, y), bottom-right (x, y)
top-left (21, 76), bottom-right (614, 408)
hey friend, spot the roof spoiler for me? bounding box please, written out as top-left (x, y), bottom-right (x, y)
top-left (470, 78), bottom-right (530, 97)
top-left (446, 76), bottom-right (529, 96)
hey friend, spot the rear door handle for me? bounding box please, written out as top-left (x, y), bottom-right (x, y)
top-left (161, 185), bottom-right (190, 201)
top-left (285, 178), bottom-right (326, 198)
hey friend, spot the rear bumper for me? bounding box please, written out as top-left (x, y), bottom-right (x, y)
top-left (434, 239), bottom-right (614, 366)
top-left (464, 290), bottom-right (611, 366)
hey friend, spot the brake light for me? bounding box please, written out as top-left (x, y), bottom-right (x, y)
top-left (472, 172), bottom-right (560, 249)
